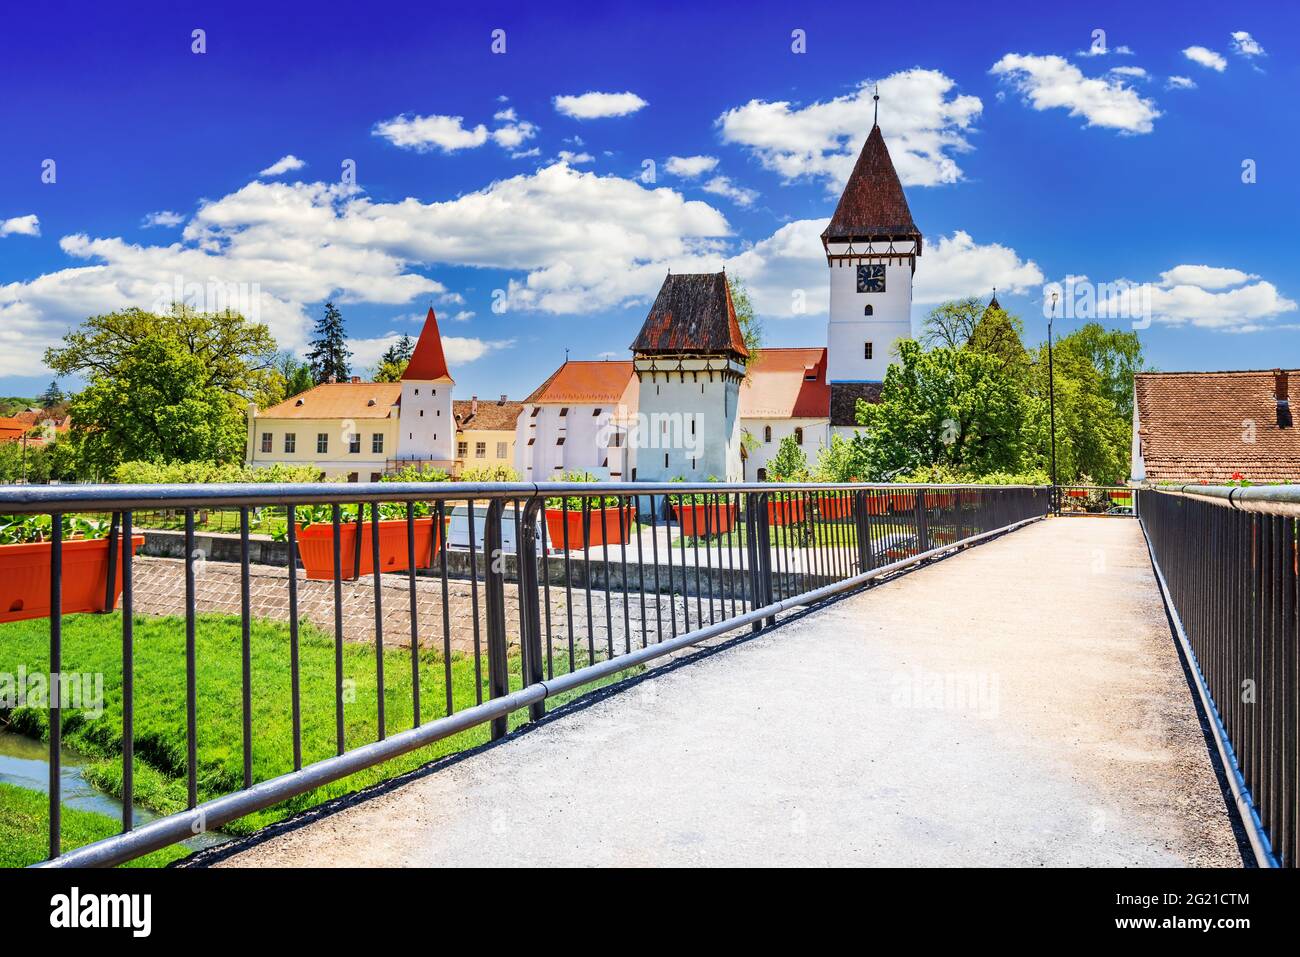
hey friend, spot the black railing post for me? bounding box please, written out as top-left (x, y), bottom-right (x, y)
top-left (753, 491), bottom-right (775, 627)
top-left (854, 490), bottom-right (874, 573)
top-left (914, 489), bottom-right (930, 554)
top-left (518, 496), bottom-right (546, 722)
top-left (103, 511), bottom-right (120, 612)
top-left (484, 499), bottom-right (510, 740)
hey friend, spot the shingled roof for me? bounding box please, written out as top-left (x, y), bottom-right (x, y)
top-left (821, 125), bottom-right (921, 248)
top-left (630, 272), bottom-right (749, 359)
top-left (453, 398), bottom-right (523, 433)
top-left (739, 348), bottom-right (830, 419)
top-left (403, 307), bottom-right (453, 382)
top-left (1135, 370), bottom-right (1300, 482)
top-left (524, 360), bottom-right (637, 405)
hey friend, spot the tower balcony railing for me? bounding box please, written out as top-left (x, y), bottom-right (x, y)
top-left (0, 479), bottom-right (1047, 867)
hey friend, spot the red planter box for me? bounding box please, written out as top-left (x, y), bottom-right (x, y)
top-left (767, 498), bottom-right (806, 526)
top-left (296, 517), bottom-right (441, 580)
top-left (1, 535), bottom-right (144, 623)
top-left (544, 505), bottom-right (633, 549)
top-left (674, 501), bottom-right (737, 536)
top-left (816, 494), bottom-right (852, 519)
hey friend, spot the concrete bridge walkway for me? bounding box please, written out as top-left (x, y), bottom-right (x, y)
top-left (207, 518), bottom-right (1243, 867)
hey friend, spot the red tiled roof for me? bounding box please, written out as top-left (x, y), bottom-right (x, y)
top-left (630, 272), bottom-right (748, 359)
top-left (453, 398), bottom-right (523, 432)
top-left (739, 348), bottom-right (829, 419)
top-left (258, 382), bottom-right (401, 419)
top-left (403, 307), bottom-right (453, 382)
top-left (524, 360), bottom-right (637, 405)
top-left (821, 125), bottom-right (920, 246)
top-left (1135, 370), bottom-right (1300, 482)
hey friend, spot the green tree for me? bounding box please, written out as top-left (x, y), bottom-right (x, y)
top-left (726, 274), bottom-right (763, 375)
top-left (920, 297), bottom-right (983, 350)
top-left (812, 434), bottom-right (858, 482)
top-left (257, 351), bottom-right (316, 408)
top-left (67, 335), bottom-right (248, 473)
top-left (39, 380), bottom-right (65, 407)
top-left (373, 334), bottom-right (414, 383)
top-left (307, 301), bottom-right (351, 384)
top-left (1055, 322), bottom-right (1146, 422)
top-left (852, 340), bottom-right (1029, 480)
top-left (767, 435), bottom-right (809, 481)
top-left (45, 304), bottom-right (277, 402)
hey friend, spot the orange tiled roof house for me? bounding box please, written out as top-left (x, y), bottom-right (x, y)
top-left (1131, 369), bottom-right (1300, 484)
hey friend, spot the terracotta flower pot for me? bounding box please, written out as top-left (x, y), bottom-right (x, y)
top-left (674, 501), bottom-right (737, 536)
top-left (0, 535), bottom-right (144, 623)
top-left (815, 494), bottom-right (852, 519)
top-left (766, 497), bottom-right (806, 526)
top-left (544, 505), bottom-right (633, 549)
top-left (296, 517), bottom-right (441, 580)
top-left (888, 491), bottom-right (915, 514)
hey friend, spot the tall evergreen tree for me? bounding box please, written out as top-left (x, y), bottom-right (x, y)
top-left (39, 379), bottom-right (65, 407)
top-left (307, 301), bottom-right (351, 384)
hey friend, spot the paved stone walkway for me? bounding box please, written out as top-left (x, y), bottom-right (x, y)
top-left (208, 518), bottom-right (1242, 867)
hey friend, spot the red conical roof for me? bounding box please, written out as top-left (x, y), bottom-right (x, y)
top-left (403, 307), bottom-right (453, 382)
top-left (821, 125), bottom-right (921, 247)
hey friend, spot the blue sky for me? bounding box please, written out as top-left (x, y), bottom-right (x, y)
top-left (1, 0), bottom-right (1296, 401)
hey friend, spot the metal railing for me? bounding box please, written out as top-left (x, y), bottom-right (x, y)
top-left (1138, 484), bottom-right (1298, 868)
top-left (0, 480), bottom-right (1047, 867)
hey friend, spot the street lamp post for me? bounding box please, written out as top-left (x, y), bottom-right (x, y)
top-left (1048, 292), bottom-right (1059, 514)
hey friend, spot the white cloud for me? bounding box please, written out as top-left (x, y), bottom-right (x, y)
top-left (373, 109), bottom-right (537, 154)
top-left (1230, 31), bottom-right (1265, 58)
top-left (1158, 265), bottom-right (1258, 290)
top-left (351, 332), bottom-right (512, 369)
top-left (664, 155), bottom-right (719, 178)
top-left (449, 310), bottom-right (475, 322)
top-left (1077, 42), bottom-right (1133, 57)
top-left (372, 113), bottom-right (489, 152)
top-left (553, 91), bottom-right (648, 119)
top-left (0, 214), bottom-right (40, 237)
top-left (1094, 265), bottom-right (1297, 330)
top-left (556, 150), bottom-right (594, 164)
top-left (721, 219), bottom-right (1041, 318)
top-left (259, 154), bottom-right (306, 177)
top-left (1166, 75), bottom-right (1197, 91)
top-left (141, 210), bottom-right (185, 228)
top-left (717, 68), bottom-right (982, 190)
top-left (1182, 46), bottom-right (1227, 72)
top-left (1109, 66), bottom-right (1147, 79)
top-left (701, 176), bottom-right (758, 207)
top-left (990, 53), bottom-right (1161, 134)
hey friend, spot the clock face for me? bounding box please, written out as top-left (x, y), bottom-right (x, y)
top-left (856, 263), bottom-right (886, 293)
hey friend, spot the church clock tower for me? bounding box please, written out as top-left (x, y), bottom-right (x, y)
top-left (822, 110), bottom-right (922, 437)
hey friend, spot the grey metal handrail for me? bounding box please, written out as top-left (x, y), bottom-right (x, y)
top-left (1142, 482), bottom-right (1300, 516)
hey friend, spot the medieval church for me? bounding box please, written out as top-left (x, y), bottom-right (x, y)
top-left (515, 118), bottom-right (922, 482)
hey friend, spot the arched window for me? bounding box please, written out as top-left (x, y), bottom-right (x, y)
top-left (763, 425), bottom-right (772, 443)
top-left (794, 427), bottom-right (804, 445)
top-left (864, 304), bottom-right (874, 316)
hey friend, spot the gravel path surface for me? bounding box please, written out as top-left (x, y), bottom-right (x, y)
top-left (205, 518), bottom-right (1243, 867)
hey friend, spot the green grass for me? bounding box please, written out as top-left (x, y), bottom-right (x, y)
top-left (0, 782), bottom-right (188, 868)
top-left (1, 611), bottom-right (619, 865)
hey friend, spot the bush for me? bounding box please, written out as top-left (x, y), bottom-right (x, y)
top-left (113, 460), bottom-right (325, 484)
top-left (381, 464), bottom-right (450, 484)
top-left (456, 464), bottom-right (520, 483)
top-left (543, 471), bottom-right (624, 509)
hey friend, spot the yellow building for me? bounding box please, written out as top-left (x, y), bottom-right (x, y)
top-left (246, 380), bottom-right (401, 482)
top-left (454, 396), bottom-right (523, 476)
top-left (245, 309), bottom-right (523, 481)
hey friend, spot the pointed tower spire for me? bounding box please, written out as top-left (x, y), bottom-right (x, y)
top-left (820, 125), bottom-right (921, 252)
top-left (403, 306), bottom-right (453, 381)
top-left (872, 84), bottom-right (880, 128)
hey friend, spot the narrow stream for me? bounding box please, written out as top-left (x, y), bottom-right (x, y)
top-left (0, 731), bottom-right (230, 853)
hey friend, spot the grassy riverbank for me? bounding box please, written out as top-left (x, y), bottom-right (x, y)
top-left (1, 611), bottom-right (611, 865)
top-left (0, 782), bottom-right (187, 868)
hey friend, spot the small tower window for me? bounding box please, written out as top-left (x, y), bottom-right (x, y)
top-left (864, 304), bottom-right (874, 316)
top-left (794, 427), bottom-right (804, 446)
top-left (763, 426), bottom-right (772, 443)
top-left (864, 342), bottom-right (874, 360)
